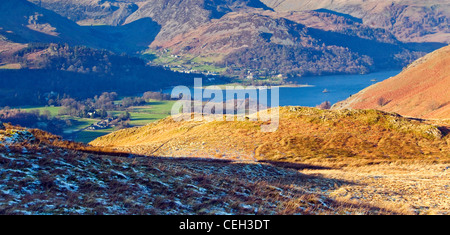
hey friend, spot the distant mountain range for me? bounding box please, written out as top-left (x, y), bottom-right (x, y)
top-left (261, 0), bottom-right (450, 44)
top-left (333, 45), bottom-right (450, 119)
top-left (31, 0), bottom-right (450, 44)
top-left (2, 0), bottom-right (443, 78)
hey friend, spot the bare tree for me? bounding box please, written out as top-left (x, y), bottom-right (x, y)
top-left (316, 101), bottom-right (331, 110)
top-left (377, 97), bottom-right (389, 107)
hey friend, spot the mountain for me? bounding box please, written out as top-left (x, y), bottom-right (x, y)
top-left (33, 0), bottom-right (450, 44)
top-left (261, 0), bottom-right (450, 44)
top-left (143, 5), bottom-right (433, 77)
top-left (123, 0), bottom-right (273, 45)
top-left (0, 0), bottom-right (161, 53)
top-left (29, 0), bottom-right (140, 26)
top-left (157, 10), bottom-right (392, 76)
top-left (0, 0), bottom-right (94, 45)
top-left (30, 0), bottom-right (272, 44)
top-left (24, 0), bottom-right (444, 77)
top-left (332, 45), bottom-right (450, 119)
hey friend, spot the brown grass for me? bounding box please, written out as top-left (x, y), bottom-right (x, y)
top-left (334, 45), bottom-right (450, 119)
top-left (84, 107), bottom-right (450, 214)
top-left (91, 107), bottom-right (450, 167)
top-left (2, 110), bottom-right (450, 214)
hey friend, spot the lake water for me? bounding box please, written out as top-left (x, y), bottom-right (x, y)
top-left (165, 70), bottom-right (401, 107)
top-left (278, 70), bottom-right (401, 107)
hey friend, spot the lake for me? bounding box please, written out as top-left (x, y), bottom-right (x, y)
top-left (165, 70), bottom-right (402, 107)
top-left (279, 70), bottom-right (401, 107)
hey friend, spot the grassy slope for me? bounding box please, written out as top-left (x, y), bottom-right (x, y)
top-left (333, 45), bottom-right (450, 119)
top-left (2, 110), bottom-right (450, 214)
top-left (91, 107), bottom-right (450, 166)
top-left (88, 107), bottom-right (450, 214)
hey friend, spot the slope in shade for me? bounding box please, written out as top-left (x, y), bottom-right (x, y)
top-left (0, 0), bottom-right (161, 53)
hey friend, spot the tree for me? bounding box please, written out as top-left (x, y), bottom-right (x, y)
top-left (316, 101), bottom-right (331, 110)
top-left (98, 109), bottom-right (108, 119)
top-left (377, 97), bottom-right (389, 107)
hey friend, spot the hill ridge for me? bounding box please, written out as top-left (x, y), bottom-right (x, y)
top-left (91, 107), bottom-right (450, 164)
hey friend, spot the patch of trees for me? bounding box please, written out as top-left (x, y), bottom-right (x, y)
top-left (7, 43), bottom-right (146, 74)
top-left (221, 43), bottom-right (374, 78)
top-left (143, 91), bottom-right (171, 101)
top-left (0, 43), bottom-right (218, 107)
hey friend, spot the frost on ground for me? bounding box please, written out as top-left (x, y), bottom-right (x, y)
top-left (0, 126), bottom-right (399, 215)
top-left (2, 126), bottom-right (448, 215)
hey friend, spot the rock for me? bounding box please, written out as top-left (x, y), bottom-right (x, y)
top-left (0, 121), bottom-right (4, 130)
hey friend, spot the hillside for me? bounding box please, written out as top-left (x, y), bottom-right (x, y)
top-left (91, 107), bottom-right (450, 164)
top-left (29, 0), bottom-right (140, 26)
top-left (24, 0), bottom-right (442, 77)
top-left (156, 9), bottom-right (425, 76)
top-left (89, 107), bottom-right (450, 214)
top-left (0, 43), bottom-right (212, 107)
top-left (0, 124), bottom-right (410, 215)
top-left (332, 45), bottom-right (450, 119)
top-left (32, 0), bottom-right (450, 44)
top-left (0, 0), bottom-right (160, 53)
top-left (261, 0), bottom-right (450, 43)
top-left (0, 0), bottom-right (87, 44)
top-left (2, 111), bottom-right (450, 214)
top-left (2, 0), bottom-right (450, 216)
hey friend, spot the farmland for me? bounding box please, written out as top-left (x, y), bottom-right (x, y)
top-left (15, 99), bottom-right (175, 143)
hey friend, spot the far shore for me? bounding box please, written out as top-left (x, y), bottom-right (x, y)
top-left (190, 84), bottom-right (316, 89)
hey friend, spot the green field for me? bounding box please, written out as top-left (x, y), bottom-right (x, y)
top-left (73, 128), bottom-right (115, 143)
top-left (18, 100), bottom-right (175, 143)
top-left (19, 106), bottom-right (62, 116)
top-left (131, 100), bottom-right (174, 114)
top-left (143, 49), bottom-right (227, 74)
top-left (128, 112), bottom-right (170, 126)
top-left (66, 118), bottom-right (98, 131)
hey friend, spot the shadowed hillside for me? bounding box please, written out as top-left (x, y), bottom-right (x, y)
top-left (0, 43), bottom-right (215, 107)
top-left (1, 124), bottom-right (407, 215)
top-left (0, 0), bottom-right (161, 53)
